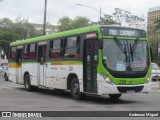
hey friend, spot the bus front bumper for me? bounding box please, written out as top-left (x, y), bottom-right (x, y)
top-left (98, 81), bottom-right (151, 95)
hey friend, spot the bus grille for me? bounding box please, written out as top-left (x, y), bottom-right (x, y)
top-left (117, 86), bottom-right (144, 93)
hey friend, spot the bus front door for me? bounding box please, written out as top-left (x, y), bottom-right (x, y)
top-left (38, 46), bottom-right (47, 86)
top-left (16, 49), bottom-right (23, 84)
top-left (83, 40), bottom-right (98, 93)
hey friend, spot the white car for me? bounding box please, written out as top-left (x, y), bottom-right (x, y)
top-left (0, 66), bottom-right (9, 81)
top-left (151, 63), bottom-right (160, 81)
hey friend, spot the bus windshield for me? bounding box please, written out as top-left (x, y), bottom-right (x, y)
top-left (102, 39), bottom-right (149, 72)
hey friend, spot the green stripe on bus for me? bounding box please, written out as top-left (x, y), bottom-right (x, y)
top-left (10, 25), bottom-right (100, 46)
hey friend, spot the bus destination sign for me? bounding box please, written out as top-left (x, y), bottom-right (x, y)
top-left (108, 29), bottom-right (139, 37)
top-left (101, 27), bottom-right (146, 37)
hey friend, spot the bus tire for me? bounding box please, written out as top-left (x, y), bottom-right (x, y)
top-left (24, 74), bottom-right (33, 91)
top-left (109, 94), bottom-right (122, 100)
top-left (4, 73), bottom-right (9, 81)
top-left (70, 78), bottom-right (83, 100)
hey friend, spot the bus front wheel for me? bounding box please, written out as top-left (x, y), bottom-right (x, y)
top-left (70, 78), bottom-right (83, 100)
top-left (109, 94), bottom-right (122, 100)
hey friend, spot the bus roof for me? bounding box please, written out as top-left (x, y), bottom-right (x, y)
top-left (10, 25), bottom-right (146, 46)
top-left (10, 25), bottom-right (100, 46)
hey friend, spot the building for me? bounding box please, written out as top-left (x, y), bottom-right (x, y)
top-left (31, 23), bottom-right (59, 35)
top-left (148, 6), bottom-right (160, 41)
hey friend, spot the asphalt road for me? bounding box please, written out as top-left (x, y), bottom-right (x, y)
top-left (0, 76), bottom-right (160, 119)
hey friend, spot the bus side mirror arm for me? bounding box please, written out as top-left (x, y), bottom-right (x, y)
top-left (99, 40), bottom-right (103, 49)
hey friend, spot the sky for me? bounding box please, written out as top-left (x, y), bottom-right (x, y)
top-left (0, 0), bottom-right (159, 25)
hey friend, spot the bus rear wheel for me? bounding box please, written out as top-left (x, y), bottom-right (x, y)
top-left (109, 94), bottom-right (122, 100)
top-left (24, 74), bottom-right (33, 91)
top-left (70, 78), bottom-right (83, 100)
top-left (4, 74), bottom-right (9, 81)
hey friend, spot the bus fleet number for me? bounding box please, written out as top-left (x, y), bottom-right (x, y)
top-left (119, 80), bottom-right (126, 85)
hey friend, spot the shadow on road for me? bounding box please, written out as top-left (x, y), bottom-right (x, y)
top-left (16, 87), bottom-right (142, 105)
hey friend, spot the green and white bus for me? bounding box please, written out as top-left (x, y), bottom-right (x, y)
top-left (8, 25), bottom-right (151, 100)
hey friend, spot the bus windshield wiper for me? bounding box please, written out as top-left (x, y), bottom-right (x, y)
top-left (130, 37), bottom-right (139, 62)
top-left (132, 37), bottom-right (139, 52)
top-left (123, 43), bottom-right (128, 62)
top-left (113, 37), bottom-right (128, 61)
top-left (113, 37), bottom-right (124, 53)
top-left (130, 43), bottom-right (133, 62)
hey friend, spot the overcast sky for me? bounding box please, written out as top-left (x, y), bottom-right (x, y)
top-left (0, 0), bottom-right (159, 24)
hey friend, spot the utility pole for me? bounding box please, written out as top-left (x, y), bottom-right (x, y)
top-left (43, 0), bottom-right (47, 35)
top-left (99, 7), bottom-right (101, 24)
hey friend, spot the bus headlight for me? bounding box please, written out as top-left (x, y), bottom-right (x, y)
top-left (145, 76), bottom-right (151, 83)
top-left (103, 75), bottom-right (113, 84)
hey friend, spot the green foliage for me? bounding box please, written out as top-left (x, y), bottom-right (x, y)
top-left (0, 17), bottom-right (41, 58)
top-left (58, 16), bottom-right (91, 32)
top-left (58, 8), bottom-right (145, 32)
top-left (100, 14), bottom-right (118, 25)
top-left (58, 17), bottom-right (73, 32)
top-left (0, 31), bottom-right (18, 58)
top-left (71, 16), bottom-right (91, 29)
top-left (113, 8), bottom-right (144, 27)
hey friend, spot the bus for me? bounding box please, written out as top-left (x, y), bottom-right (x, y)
top-left (8, 25), bottom-right (151, 100)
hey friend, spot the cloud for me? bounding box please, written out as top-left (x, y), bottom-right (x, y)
top-left (0, 0), bottom-right (159, 24)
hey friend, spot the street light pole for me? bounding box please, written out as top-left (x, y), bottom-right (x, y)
top-left (43, 0), bottom-right (47, 35)
top-left (77, 4), bottom-right (105, 23)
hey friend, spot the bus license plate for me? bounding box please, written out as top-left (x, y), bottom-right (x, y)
top-left (126, 90), bottom-right (135, 94)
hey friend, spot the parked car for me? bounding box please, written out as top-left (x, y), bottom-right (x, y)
top-left (0, 68), bottom-right (4, 74)
top-left (151, 63), bottom-right (160, 81)
top-left (0, 66), bottom-right (8, 81)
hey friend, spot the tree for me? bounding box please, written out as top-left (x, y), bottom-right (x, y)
top-left (0, 17), bottom-right (41, 58)
top-left (113, 8), bottom-right (124, 25)
top-left (71, 16), bottom-right (91, 29)
top-left (0, 18), bottom-right (13, 31)
top-left (12, 16), bottom-right (41, 39)
top-left (58, 16), bottom-right (73, 32)
top-left (58, 16), bottom-right (91, 32)
top-left (113, 8), bottom-right (145, 28)
top-left (0, 31), bottom-right (18, 58)
top-left (100, 14), bottom-right (118, 25)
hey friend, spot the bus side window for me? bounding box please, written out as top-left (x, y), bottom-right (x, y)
top-left (49, 39), bottom-right (62, 59)
top-left (23, 44), bottom-right (30, 60)
top-left (64, 37), bottom-right (80, 59)
top-left (29, 43), bottom-right (37, 60)
top-left (10, 46), bottom-right (16, 61)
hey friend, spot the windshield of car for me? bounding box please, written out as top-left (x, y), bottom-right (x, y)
top-left (152, 63), bottom-right (159, 70)
top-left (102, 39), bottom-right (149, 72)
